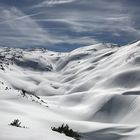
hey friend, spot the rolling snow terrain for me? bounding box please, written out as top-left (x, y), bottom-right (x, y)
top-left (1, 41), bottom-right (140, 140)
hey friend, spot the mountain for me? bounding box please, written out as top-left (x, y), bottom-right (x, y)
top-left (1, 41), bottom-right (140, 140)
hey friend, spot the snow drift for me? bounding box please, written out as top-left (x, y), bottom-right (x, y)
top-left (1, 41), bottom-right (140, 140)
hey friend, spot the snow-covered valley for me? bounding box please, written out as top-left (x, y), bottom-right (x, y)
top-left (1, 41), bottom-right (140, 140)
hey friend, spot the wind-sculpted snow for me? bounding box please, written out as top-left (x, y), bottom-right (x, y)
top-left (1, 42), bottom-right (140, 140)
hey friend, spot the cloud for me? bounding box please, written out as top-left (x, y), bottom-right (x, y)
top-left (0, 0), bottom-right (140, 50)
top-left (0, 6), bottom-right (98, 49)
top-left (32, 0), bottom-right (140, 36)
top-left (0, 7), bottom-right (62, 47)
top-left (34, 0), bottom-right (76, 7)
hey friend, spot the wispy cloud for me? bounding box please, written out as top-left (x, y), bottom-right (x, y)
top-left (34, 0), bottom-right (76, 7)
top-left (0, 11), bottom-right (45, 25)
top-left (0, 7), bottom-right (62, 47)
top-left (0, 0), bottom-right (140, 50)
top-left (32, 0), bottom-right (140, 37)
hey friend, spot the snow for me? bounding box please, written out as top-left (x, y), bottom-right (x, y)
top-left (1, 42), bottom-right (140, 140)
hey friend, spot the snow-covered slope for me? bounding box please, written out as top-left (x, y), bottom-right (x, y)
top-left (1, 42), bottom-right (140, 140)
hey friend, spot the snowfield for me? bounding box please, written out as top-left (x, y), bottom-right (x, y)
top-left (1, 41), bottom-right (140, 140)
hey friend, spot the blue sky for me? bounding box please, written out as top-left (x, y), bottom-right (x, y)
top-left (0, 0), bottom-right (140, 51)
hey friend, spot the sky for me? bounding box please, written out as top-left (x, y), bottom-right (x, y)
top-left (0, 0), bottom-right (140, 51)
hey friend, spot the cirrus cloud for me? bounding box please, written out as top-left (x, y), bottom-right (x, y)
top-left (0, 0), bottom-right (140, 51)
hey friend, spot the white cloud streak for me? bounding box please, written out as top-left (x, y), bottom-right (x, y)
top-left (0, 7), bottom-right (63, 47)
top-left (34, 0), bottom-right (76, 7)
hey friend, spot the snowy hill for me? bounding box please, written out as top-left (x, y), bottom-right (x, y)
top-left (1, 41), bottom-right (140, 140)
